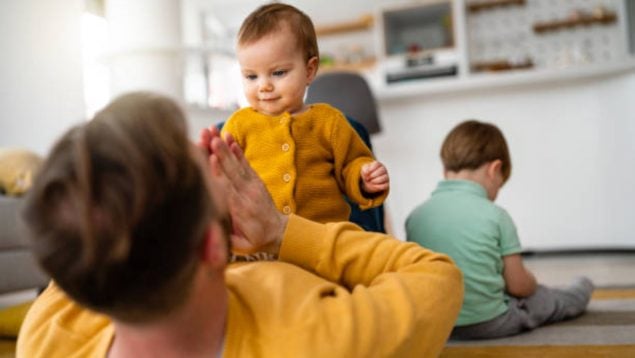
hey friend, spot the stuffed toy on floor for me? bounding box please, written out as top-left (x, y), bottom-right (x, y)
top-left (0, 148), bottom-right (43, 196)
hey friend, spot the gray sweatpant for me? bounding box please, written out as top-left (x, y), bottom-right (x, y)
top-left (450, 277), bottom-right (593, 340)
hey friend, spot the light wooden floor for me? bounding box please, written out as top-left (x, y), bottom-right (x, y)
top-left (0, 339), bottom-right (15, 358)
top-left (442, 344), bottom-right (635, 358)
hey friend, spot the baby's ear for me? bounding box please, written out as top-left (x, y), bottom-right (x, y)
top-left (306, 56), bottom-right (319, 83)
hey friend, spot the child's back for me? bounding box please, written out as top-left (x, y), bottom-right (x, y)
top-left (406, 120), bottom-right (593, 339)
top-left (407, 179), bottom-right (521, 326)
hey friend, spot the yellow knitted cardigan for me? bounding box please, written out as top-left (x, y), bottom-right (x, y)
top-left (222, 103), bottom-right (387, 224)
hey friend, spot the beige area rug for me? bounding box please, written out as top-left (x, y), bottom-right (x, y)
top-left (441, 287), bottom-right (635, 357)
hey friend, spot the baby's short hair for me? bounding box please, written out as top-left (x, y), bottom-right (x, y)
top-left (238, 2), bottom-right (319, 63)
top-left (441, 120), bottom-right (512, 183)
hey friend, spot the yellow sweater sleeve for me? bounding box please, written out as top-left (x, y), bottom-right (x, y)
top-left (16, 282), bottom-right (113, 358)
top-left (330, 115), bottom-right (388, 210)
top-left (219, 113), bottom-right (244, 149)
top-left (278, 215), bottom-right (464, 357)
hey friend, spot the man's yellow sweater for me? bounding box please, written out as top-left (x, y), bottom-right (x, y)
top-left (222, 104), bottom-right (387, 224)
top-left (17, 215), bottom-right (464, 357)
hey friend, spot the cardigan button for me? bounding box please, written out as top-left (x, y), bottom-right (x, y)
top-left (281, 143), bottom-right (290, 151)
top-left (283, 173), bottom-right (291, 182)
top-left (282, 206), bottom-right (291, 214)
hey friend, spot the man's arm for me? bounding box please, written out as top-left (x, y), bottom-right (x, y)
top-left (200, 127), bottom-right (463, 356)
top-left (279, 215), bottom-right (464, 357)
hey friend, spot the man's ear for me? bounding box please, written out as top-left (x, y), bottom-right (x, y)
top-left (487, 159), bottom-right (502, 179)
top-left (306, 56), bottom-right (319, 84)
top-left (200, 222), bottom-right (228, 269)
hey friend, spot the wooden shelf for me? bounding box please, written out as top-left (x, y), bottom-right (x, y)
top-left (533, 12), bottom-right (617, 34)
top-left (318, 58), bottom-right (376, 74)
top-left (467, 0), bottom-right (525, 13)
top-left (471, 59), bottom-right (534, 73)
top-left (315, 14), bottom-right (374, 36)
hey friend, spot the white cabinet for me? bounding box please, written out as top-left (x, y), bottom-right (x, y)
top-left (179, 0), bottom-right (635, 106)
top-left (372, 0), bottom-right (635, 101)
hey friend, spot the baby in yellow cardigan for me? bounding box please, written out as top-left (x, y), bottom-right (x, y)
top-left (221, 3), bottom-right (389, 232)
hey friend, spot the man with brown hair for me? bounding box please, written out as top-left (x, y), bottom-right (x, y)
top-left (17, 91), bottom-right (463, 357)
top-left (406, 119), bottom-right (593, 340)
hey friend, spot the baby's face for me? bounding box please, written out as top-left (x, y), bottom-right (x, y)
top-left (237, 27), bottom-right (316, 116)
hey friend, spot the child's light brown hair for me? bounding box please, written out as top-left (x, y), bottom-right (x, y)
top-left (238, 2), bottom-right (319, 64)
top-left (441, 120), bottom-right (512, 183)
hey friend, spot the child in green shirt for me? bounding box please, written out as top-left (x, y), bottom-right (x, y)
top-left (406, 119), bottom-right (593, 339)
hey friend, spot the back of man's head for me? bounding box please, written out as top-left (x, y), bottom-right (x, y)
top-left (22, 92), bottom-right (216, 323)
top-left (441, 119), bottom-right (512, 183)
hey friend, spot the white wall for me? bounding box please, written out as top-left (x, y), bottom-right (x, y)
top-left (106, 0), bottom-right (184, 100)
top-left (7, 0), bottom-right (631, 251)
top-left (374, 70), bottom-right (635, 250)
top-left (183, 0), bottom-right (635, 250)
top-left (0, 0), bottom-right (85, 155)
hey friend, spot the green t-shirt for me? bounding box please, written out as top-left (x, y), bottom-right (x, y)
top-left (406, 180), bottom-right (522, 326)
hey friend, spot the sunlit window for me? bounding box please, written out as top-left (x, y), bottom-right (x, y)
top-left (81, 12), bottom-right (110, 118)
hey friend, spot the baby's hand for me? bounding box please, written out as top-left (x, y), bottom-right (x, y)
top-left (361, 161), bottom-right (389, 194)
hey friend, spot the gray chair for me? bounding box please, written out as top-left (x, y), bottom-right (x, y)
top-left (0, 195), bottom-right (48, 294)
top-left (306, 71), bottom-right (381, 134)
top-left (306, 71), bottom-right (385, 233)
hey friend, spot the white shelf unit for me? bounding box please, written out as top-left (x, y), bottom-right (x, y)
top-left (374, 56), bottom-right (635, 101)
top-left (372, 0), bottom-right (635, 101)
